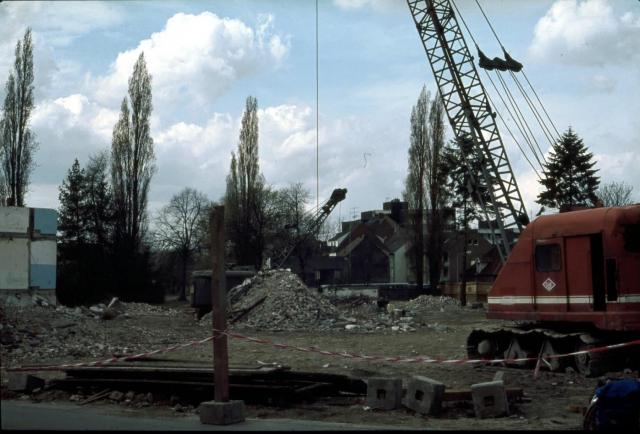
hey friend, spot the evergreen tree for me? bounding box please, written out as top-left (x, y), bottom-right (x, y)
top-left (537, 128), bottom-right (600, 210)
top-left (84, 151), bottom-right (114, 245)
top-left (58, 158), bottom-right (87, 244)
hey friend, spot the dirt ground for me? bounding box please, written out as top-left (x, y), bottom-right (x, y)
top-left (2, 295), bottom-right (636, 431)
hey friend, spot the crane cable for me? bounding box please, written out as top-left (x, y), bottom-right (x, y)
top-left (473, 0), bottom-right (561, 142)
top-left (482, 75), bottom-right (543, 180)
top-left (494, 71), bottom-right (547, 171)
top-left (450, 0), bottom-right (544, 176)
top-left (316, 0), bottom-right (320, 213)
top-left (508, 70), bottom-right (557, 151)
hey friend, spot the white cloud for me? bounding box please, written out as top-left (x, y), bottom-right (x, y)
top-left (529, 0), bottom-right (640, 66)
top-left (0, 2), bottom-right (123, 98)
top-left (333, 0), bottom-right (404, 11)
top-left (587, 74), bottom-right (616, 93)
top-left (25, 94), bottom-right (119, 197)
top-left (90, 12), bottom-right (291, 111)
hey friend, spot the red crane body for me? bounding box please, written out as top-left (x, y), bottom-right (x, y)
top-left (487, 205), bottom-right (640, 332)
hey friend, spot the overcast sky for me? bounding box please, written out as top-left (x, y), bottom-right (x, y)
top-left (1, 0), bottom-right (638, 227)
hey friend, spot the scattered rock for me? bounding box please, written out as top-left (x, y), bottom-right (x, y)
top-left (108, 391), bottom-right (124, 401)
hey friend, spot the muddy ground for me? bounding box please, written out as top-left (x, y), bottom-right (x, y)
top-left (1, 295), bottom-right (636, 430)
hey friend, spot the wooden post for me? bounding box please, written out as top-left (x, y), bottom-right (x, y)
top-left (210, 205), bottom-right (229, 402)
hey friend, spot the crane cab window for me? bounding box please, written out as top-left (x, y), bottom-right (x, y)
top-left (624, 224), bottom-right (640, 253)
top-left (535, 244), bottom-right (562, 272)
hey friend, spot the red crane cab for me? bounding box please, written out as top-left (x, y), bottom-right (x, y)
top-left (487, 205), bottom-right (640, 332)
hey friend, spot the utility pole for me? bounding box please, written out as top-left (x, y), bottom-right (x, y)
top-left (199, 205), bottom-right (245, 425)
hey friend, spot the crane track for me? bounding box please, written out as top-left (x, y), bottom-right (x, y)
top-left (467, 327), bottom-right (640, 377)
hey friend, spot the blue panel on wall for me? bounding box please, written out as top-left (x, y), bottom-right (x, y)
top-left (30, 264), bottom-right (56, 289)
top-left (33, 208), bottom-right (57, 236)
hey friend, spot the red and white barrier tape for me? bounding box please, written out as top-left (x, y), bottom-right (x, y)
top-left (5, 335), bottom-right (216, 372)
top-left (6, 329), bottom-right (640, 372)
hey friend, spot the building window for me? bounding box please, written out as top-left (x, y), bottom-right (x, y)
top-left (535, 244), bottom-right (562, 272)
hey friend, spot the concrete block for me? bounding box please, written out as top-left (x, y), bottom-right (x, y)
top-left (0, 206), bottom-right (29, 234)
top-left (0, 238), bottom-right (29, 290)
top-left (471, 380), bottom-right (509, 418)
top-left (32, 208), bottom-right (57, 237)
top-left (402, 375), bottom-right (445, 415)
top-left (7, 373), bottom-right (45, 393)
top-left (366, 377), bottom-right (402, 410)
top-left (199, 400), bottom-right (246, 425)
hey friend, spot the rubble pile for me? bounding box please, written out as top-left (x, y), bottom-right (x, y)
top-left (402, 294), bottom-right (461, 311)
top-left (0, 297), bottom-right (195, 370)
top-left (208, 269), bottom-right (340, 331)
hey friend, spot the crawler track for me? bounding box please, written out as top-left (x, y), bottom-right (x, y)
top-left (467, 326), bottom-right (640, 377)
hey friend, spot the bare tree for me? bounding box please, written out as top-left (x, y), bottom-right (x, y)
top-left (154, 188), bottom-right (210, 301)
top-left (597, 181), bottom-right (634, 207)
top-left (111, 52), bottom-right (155, 251)
top-left (272, 182), bottom-right (313, 271)
top-left (1, 28), bottom-right (37, 206)
top-left (403, 86), bottom-right (429, 293)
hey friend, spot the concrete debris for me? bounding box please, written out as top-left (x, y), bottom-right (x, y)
top-left (201, 269), bottom-right (340, 331)
top-left (0, 298), bottom-right (186, 370)
top-left (108, 390), bottom-right (125, 401)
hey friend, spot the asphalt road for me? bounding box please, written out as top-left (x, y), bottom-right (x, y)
top-left (1, 400), bottom-right (416, 431)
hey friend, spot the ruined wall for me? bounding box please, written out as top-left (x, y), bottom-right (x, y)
top-left (0, 206), bottom-right (57, 305)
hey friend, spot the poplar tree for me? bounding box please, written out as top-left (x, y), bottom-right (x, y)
top-left (225, 96), bottom-right (266, 268)
top-left (1, 28), bottom-right (37, 206)
top-left (403, 86), bottom-right (429, 292)
top-left (537, 128), bottom-right (599, 210)
top-left (111, 52), bottom-right (155, 251)
top-left (110, 52), bottom-right (155, 299)
top-left (425, 95), bottom-right (448, 294)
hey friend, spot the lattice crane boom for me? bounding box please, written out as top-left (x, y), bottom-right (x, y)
top-left (407, 0), bottom-right (528, 262)
top-left (272, 188), bottom-right (347, 269)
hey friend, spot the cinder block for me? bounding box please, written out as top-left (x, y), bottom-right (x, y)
top-left (7, 373), bottom-right (45, 393)
top-left (199, 400), bottom-right (246, 425)
top-left (366, 377), bottom-right (402, 410)
top-left (471, 380), bottom-right (509, 418)
top-left (402, 375), bottom-right (445, 415)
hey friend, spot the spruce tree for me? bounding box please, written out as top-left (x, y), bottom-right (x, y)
top-left (58, 158), bottom-right (87, 244)
top-left (537, 128), bottom-right (600, 210)
top-left (84, 151), bottom-right (114, 245)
